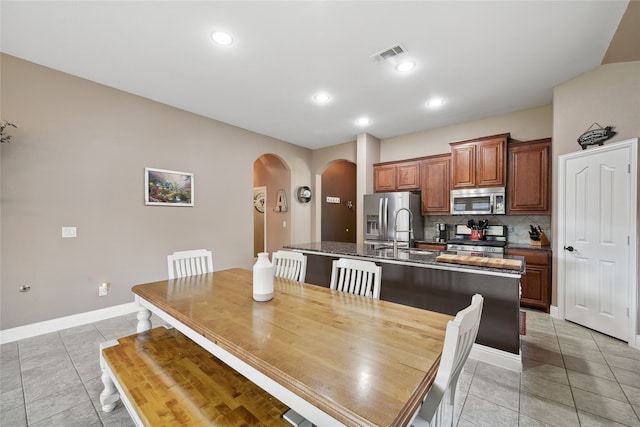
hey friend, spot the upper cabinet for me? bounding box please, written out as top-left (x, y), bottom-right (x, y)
top-left (373, 160), bottom-right (421, 192)
top-left (421, 154), bottom-right (451, 215)
top-left (450, 133), bottom-right (509, 189)
top-left (508, 138), bottom-right (551, 215)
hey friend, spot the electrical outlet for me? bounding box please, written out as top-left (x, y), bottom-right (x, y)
top-left (99, 282), bottom-right (109, 297)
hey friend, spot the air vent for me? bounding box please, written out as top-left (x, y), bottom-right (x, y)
top-left (370, 44), bottom-right (407, 63)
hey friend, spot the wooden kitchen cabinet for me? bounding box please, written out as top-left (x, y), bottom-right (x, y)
top-left (506, 248), bottom-right (551, 312)
top-left (508, 138), bottom-right (551, 215)
top-left (450, 133), bottom-right (508, 189)
top-left (374, 164), bottom-right (396, 192)
top-left (421, 154), bottom-right (451, 215)
top-left (415, 242), bottom-right (447, 251)
top-left (373, 160), bottom-right (421, 192)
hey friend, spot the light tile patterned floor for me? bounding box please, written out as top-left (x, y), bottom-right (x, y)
top-left (1, 309), bottom-right (639, 426)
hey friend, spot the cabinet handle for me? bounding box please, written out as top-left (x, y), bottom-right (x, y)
top-left (564, 245), bottom-right (575, 252)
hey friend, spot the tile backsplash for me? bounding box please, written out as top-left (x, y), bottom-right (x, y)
top-left (421, 215), bottom-right (552, 245)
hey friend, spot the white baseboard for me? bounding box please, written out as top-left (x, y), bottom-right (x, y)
top-left (549, 305), bottom-right (560, 319)
top-left (0, 302), bottom-right (138, 344)
top-left (469, 343), bottom-right (522, 372)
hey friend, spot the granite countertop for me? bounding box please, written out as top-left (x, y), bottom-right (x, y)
top-left (416, 240), bottom-right (552, 251)
top-left (284, 241), bottom-right (525, 276)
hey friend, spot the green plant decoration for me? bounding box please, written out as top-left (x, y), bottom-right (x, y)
top-left (0, 120), bottom-right (17, 143)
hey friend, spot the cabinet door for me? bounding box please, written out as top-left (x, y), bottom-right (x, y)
top-left (476, 137), bottom-right (506, 187)
top-left (421, 155), bottom-right (451, 215)
top-left (396, 161), bottom-right (421, 190)
top-left (508, 139), bottom-right (551, 214)
top-left (520, 264), bottom-right (550, 311)
top-left (506, 248), bottom-right (551, 312)
top-left (374, 165), bottom-right (396, 192)
top-left (451, 143), bottom-right (476, 188)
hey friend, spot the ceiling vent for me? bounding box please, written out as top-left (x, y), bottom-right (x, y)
top-left (370, 44), bottom-right (407, 64)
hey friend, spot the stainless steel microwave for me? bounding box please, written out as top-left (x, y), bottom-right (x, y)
top-left (451, 187), bottom-right (506, 215)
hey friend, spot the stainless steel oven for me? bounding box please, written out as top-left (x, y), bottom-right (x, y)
top-left (447, 224), bottom-right (507, 257)
top-left (451, 187), bottom-right (506, 215)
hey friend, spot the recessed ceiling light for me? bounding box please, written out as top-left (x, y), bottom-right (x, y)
top-left (395, 61), bottom-right (416, 72)
top-left (313, 93), bottom-right (331, 103)
top-left (211, 31), bottom-right (233, 46)
top-left (356, 117), bottom-right (371, 127)
top-left (426, 98), bottom-right (445, 108)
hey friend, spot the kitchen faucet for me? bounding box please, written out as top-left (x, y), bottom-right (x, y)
top-left (393, 207), bottom-right (414, 257)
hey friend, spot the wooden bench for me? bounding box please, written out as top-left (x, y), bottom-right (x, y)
top-left (99, 326), bottom-right (292, 426)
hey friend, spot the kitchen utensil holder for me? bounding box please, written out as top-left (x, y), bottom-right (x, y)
top-left (530, 231), bottom-right (550, 246)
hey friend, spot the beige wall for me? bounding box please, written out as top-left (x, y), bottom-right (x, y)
top-left (0, 54), bottom-right (312, 329)
top-left (380, 104), bottom-right (553, 161)
top-left (552, 61), bottom-right (640, 316)
top-left (3, 51), bottom-right (638, 332)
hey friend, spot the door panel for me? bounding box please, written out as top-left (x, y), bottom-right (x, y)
top-left (564, 145), bottom-right (630, 340)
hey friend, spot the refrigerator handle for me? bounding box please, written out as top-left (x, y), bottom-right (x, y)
top-left (383, 197), bottom-right (388, 237)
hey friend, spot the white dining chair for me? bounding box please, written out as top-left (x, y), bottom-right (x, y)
top-left (411, 294), bottom-right (484, 427)
top-left (167, 249), bottom-right (213, 279)
top-left (329, 258), bottom-right (382, 299)
top-left (272, 250), bottom-right (307, 282)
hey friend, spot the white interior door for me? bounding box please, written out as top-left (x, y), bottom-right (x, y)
top-left (561, 140), bottom-right (636, 341)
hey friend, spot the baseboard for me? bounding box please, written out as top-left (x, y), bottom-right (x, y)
top-left (0, 302), bottom-right (138, 344)
top-left (469, 343), bottom-right (522, 372)
top-left (550, 305), bottom-right (560, 319)
top-left (636, 335), bottom-right (640, 349)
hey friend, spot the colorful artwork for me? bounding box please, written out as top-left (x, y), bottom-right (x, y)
top-left (145, 168), bottom-right (193, 206)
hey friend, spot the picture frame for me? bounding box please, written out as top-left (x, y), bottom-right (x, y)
top-left (145, 167), bottom-right (194, 206)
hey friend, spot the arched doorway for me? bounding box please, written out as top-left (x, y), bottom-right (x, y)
top-left (321, 160), bottom-right (356, 242)
top-left (253, 154), bottom-right (291, 257)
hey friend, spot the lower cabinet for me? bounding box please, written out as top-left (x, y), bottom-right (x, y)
top-left (506, 248), bottom-right (551, 312)
top-left (415, 242), bottom-right (447, 251)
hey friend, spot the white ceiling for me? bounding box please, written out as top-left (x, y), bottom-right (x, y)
top-left (0, 1), bottom-right (629, 149)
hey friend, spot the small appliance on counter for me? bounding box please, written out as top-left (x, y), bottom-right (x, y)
top-left (447, 223), bottom-right (507, 257)
top-left (435, 223), bottom-right (448, 242)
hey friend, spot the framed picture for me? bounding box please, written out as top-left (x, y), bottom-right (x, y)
top-left (145, 167), bottom-right (194, 206)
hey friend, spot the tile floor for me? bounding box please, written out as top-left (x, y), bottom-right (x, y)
top-left (1, 309), bottom-right (639, 426)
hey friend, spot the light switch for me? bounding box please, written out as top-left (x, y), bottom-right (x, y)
top-left (62, 227), bottom-right (77, 238)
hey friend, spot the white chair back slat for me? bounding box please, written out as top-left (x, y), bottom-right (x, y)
top-left (330, 258), bottom-right (382, 299)
top-left (272, 251), bottom-right (307, 282)
top-left (411, 294), bottom-right (484, 427)
top-left (167, 249), bottom-right (213, 279)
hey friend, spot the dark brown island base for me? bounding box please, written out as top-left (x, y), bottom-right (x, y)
top-left (285, 241), bottom-right (525, 369)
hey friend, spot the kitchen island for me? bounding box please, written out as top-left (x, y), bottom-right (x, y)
top-left (284, 241), bottom-right (525, 370)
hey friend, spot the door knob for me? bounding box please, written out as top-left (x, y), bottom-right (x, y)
top-left (564, 245), bottom-right (575, 252)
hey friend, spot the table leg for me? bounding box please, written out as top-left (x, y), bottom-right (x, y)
top-left (99, 341), bottom-right (120, 412)
top-left (136, 306), bottom-right (152, 332)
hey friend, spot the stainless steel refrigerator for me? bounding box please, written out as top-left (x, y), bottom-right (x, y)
top-left (364, 192), bottom-right (423, 247)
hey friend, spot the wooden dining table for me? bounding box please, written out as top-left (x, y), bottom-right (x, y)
top-left (131, 268), bottom-right (452, 427)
